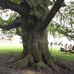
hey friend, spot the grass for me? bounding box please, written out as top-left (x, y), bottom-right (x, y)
top-left (49, 46), bottom-right (74, 61)
top-left (0, 43), bottom-right (74, 61)
top-left (0, 43), bottom-right (23, 54)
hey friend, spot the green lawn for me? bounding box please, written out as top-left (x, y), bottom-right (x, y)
top-left (49, 47), bottom-right (74, 61)
top-left (0, 44), bottom-right (74, 61)
top-left (0, 44), bottom-right (23, 54)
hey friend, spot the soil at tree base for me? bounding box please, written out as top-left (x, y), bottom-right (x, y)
top-left (0, 54), bottom-right (74, 74)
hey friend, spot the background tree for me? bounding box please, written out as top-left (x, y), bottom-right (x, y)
top-left (0, 11), bottom-right (19, 40)
top-left (48, 1), bottom-right (74, 40)
top-left (0, 0), bottom-right (64, 71)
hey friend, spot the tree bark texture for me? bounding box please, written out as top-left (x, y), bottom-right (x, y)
top-left (21, 23), bottom-right (53, 68)
top-left (0, 0), bottom-right (64, 70)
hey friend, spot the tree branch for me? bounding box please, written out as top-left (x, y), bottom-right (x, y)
top-left (40, 0), bottom-right (64, 30)
top-left (0, 17), bottom-right (22, 30)
top-left (0, 0), bottom-right (24, 15)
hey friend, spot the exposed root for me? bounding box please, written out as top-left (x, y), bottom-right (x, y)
top-left (6, 53), bottom-right (70, 74)
top-left (8, 55), bottom-right (34, 69)
top-left (7, 54), bottom-right (24, 65)
top-left (46, 60), bottom-right (58, 74)
top-left (34, 61), bottom-right (52, 73)
top-left (54, 59), bottom-right (70, 74)
top-left (43, 56), bottom-right (58, 73)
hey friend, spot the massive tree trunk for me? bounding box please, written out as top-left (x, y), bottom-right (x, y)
top-left (10, 21), bottom-right (54, 70)
top-left (19, 24), bottom-right (54, 69)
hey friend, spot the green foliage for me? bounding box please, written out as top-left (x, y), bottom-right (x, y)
top-left (10, 0), bottom-right (21, 4)
top-left (0, 12), bottom-right (19, 34)
top-left (0, 12), bottom-right (18, 25)
top-left (6, 12), bottom-right (19, 25)
top-left (16, 27), bottom-right (22, 36)
top-left (0, 0), bottom-right (73, 39)
top-left (48, 1), bottom-right (74, 39)
top-left (0, 17), bottom-right (7, 25)
top-left (48, 22), bottom-right (61, 37)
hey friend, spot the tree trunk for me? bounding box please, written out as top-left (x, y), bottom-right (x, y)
top-left (20, 26), bottom-right (54, 69)
top-left (10, 23), bottom-right (69, 73)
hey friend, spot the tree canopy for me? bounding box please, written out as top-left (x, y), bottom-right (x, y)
top-left (0, 0), bottom-right (64, 30)
top-left (48, 1), bottom-right (74, 40)
top-left (0, 0), bottom-right (73, 40)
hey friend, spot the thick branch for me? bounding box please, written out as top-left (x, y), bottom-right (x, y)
top-left (0, 17), bottom-right (22, 30)
top-left (0, 0), bottom-right (24, 14)
top-left (40, 0), bottom-right (64, 30)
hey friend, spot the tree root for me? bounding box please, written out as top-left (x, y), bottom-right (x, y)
top-left (8, 55), bottom-right (34, 69)
top-left (7, 54), bottom-right (70, 74)
top-left (46, 60), bottom-right (58, 74)
top-left (54, 59), bottom-right (70, 74)
top-left (7, 54), bottom-right (24, 65)
top-left (33, 61), bottom-right (53, 73)
top-left (7, 55), bottom-right (57, 73)
top-left (35, 61), bottom-right (49, 70)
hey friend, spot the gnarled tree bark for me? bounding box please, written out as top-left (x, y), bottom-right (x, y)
top-left (0, 0), bottom-right (66, 72)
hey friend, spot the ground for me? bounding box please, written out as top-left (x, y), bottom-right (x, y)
top-left (0, 54), bottom-right (74, 74)
top-left (0, 40), bottom-right (74, 74)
